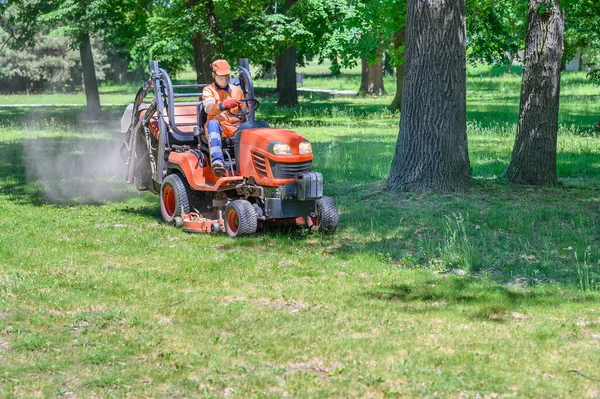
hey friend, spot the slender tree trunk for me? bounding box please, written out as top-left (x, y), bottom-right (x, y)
top-left (504, 0), bottom-right (563, 186)
top-left (383, 52), bottom-right (394, 76)
top-left (360, 55), bottom-right (384, 95)
top-left (187, 0), bottom-right (222, 84)
top-left (79, 33), bottom-right (102, 120)
top-left (387, 0), bottom-right (471, 192)
top-left (276, 45), bottom-right (298, 106)
top-left (505, 55), bottom-right (513, 74)
top-left (388, 27), bottom-right (406, 112)
top-left (275, 0), bottom-right (298, 106)
top-left (192, 36), bottom-right (215, 84)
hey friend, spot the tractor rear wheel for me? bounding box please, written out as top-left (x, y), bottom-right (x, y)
top-left (160, 173), bottom-right (191, 224)
top-left (307, 196), bottom-right (338, 233)
top-left (224, 200), bottom-right (257, 238)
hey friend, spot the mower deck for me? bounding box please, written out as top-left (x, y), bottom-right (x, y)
top-left (180, 211), bottom-right (307, 234)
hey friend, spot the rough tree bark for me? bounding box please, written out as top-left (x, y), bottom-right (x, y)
top-left (387, 0), bottom-right (471, 192)
top-left (187, 0), bottom-right (223, 84)
top-left (504, 0), bottom-right (564, 186)
top-left (79, 32), bottom-right (102, 120)
top-left (388, 27), bottom-right (406, 112)
top-left (359, 54), bottom-right (384, 96)
top-left (276, 45), bottom-right (298, 106)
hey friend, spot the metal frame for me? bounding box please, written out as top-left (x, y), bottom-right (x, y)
top-left (124, 61), bottom-right (256, 186)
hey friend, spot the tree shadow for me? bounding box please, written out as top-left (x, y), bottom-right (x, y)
top-left (366, 275), bottom-right (599, 320)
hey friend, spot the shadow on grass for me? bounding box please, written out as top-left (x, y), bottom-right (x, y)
top-left (0, 136), bottom-right (137, 206)
top-left (367, 275), bottom-right (599, 320)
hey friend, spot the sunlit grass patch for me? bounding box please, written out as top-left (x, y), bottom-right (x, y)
top-left (1, 67), bottom-right (600, 397)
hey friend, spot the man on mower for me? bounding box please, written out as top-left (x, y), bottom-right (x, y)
top-left (202, 59), bottom-right (244, 177)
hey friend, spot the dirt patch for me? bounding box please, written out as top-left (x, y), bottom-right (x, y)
top-left (445, 268), bottom-right (468, 276)
top-left (285, 358), bottom-right (344, 377)
top-left (222, 297), bottom-right (325, 312)
top-left (40, 305), bottom-right (110, 317)
top-left (520, 254), bottom-right (539, 263)
top-left (156, 316), bottom-right (173, 325)
top-left (474, 268), bottom-right (503, 277)
top-left (507, 277), bottom-right (529, 287)
top-left (0, 338), bottom-right (9, 352)
top-left (511, 312), bottom-right (529, 320)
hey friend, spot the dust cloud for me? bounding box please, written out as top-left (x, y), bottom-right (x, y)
top-left (23, 133), bottom-right (137, 204)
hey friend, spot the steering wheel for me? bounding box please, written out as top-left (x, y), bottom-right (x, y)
top-left (228, 98), bottom-right (260, 119)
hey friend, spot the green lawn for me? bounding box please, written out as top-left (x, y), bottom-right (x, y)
top-left (1, 67), bottom-right (600, 397)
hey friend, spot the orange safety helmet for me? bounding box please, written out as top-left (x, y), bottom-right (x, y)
top-left (211, 59), bottom-right (231, 76)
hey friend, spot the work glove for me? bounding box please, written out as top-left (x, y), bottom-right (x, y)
top-left (221, 99), bottom-right (240, 110)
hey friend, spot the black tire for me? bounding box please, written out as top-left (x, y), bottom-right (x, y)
top-left (224, 200), bottom-right (257, 238)
top-left (160, 174), bottom-right (191, 224)
top-left (307, 196), bottom-right (339, 233)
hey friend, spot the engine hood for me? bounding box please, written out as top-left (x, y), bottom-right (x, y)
top-left (239, 128), bottom-right (309, 155)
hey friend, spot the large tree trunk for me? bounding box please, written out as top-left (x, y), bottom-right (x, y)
top-left (79, 33), bottom-right (102, 120)
top-left (359, 55), bottom-right (384, 96)
top-left (387, 0), bottom-right (471, 192)
top-left (187, 0), bottom-right (222, 84)
top-left (276, 45), bottom-right (298, 106)
top-left (388, 27), bottom-right (406, 112)
top-left (504, 0), bottom-right (563, 186)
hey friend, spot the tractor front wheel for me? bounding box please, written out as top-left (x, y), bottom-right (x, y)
top-left (224, 200), bottom-right (257, 238)
top-left (307, 196), bottom-right (338, 233)
top-left (160, 174), bottom-right (191, 224)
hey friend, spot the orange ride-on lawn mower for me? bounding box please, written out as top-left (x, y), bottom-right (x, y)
top-left (120, 61), bottom-right (338, 237)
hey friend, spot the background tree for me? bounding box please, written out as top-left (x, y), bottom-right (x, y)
top-left (562, 0), bottom-right (600, 76)
top-left (504, 0), bottom-right (564, 185)
top-left (466, 0), bottom-right (526, 73)
top-left (0, 2), bottom-right (76, 92)
top-left (387, 0), bottom-right (471, 192)
top-left (39, 0), bottom-right (110, 119)
top-left (320, 0), bottom-right (405, 100)
top-left (223, 0), bottom-right (346, 106)
top-left (388, 26), bottom-right (405, 112)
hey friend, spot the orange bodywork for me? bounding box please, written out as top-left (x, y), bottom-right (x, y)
top-left (168, 151), bottom-right (243, 190)
top-left (139, 105), bottom-right (313, 189)
top-left (237, 128), bottom-right (313, 187)
top-left (168, 126), bottom-right (313, 189)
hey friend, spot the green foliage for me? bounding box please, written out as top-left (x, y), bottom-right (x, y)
top-left (320, 0), bottom-right (406, 72)
top-left (128, 0), bottom-right (193, 76)
top-left (0, 27), bottom-right (77, 92)
top-left (466, 0), bottom-right (526, 69)
top-left (563, 0), bottom-right (600, 71)
top-left (218, 0), bottom-right (351, 73)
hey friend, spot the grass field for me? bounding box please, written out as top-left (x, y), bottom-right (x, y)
top-left (1, 65), bottom-right (600, 397)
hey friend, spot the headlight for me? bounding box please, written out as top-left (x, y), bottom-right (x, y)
top-left (299, 141), bottom-right (312, 154)
top-left (268, 142), bottom-right (292, 155)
